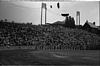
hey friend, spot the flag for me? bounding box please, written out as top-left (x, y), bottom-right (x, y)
top-left (50, 5), bottom-right (52, 8)
top-left (42, 3), bottom-right (47, 9)
top-left (57, 2), bottom-right (60, 8)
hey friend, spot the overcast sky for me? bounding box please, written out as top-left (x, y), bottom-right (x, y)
top-left (0, 1), bottom-right (99, 25)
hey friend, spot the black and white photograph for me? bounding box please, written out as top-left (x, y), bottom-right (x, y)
top-left (0, 0), bottom-right (100, 66)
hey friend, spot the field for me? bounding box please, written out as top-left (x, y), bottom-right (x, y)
top-left (0, 47), bottom-right (100, 66)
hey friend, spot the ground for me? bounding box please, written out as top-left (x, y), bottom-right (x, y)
top-left (0, 47), bottom-right (100, 66)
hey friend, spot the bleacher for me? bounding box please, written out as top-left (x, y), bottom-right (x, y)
top-left (0, 20), bottom-right (100, 50)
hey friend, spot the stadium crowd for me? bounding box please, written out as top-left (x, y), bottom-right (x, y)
top-left (0, 19), bottom-right (100, 50)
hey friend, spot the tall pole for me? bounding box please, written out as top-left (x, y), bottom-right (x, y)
top-left (45, 8), bottom-right (47, 24)
top-left (41, 3), bottom-right (47, 25)
top-left (99, 1), bottom-right (100, 26)
top-left (41, 3), bottom-right (43, 25)
top-left (76, 12), bottom-right (77, 25)
top-left (79, 12), bottom-right (80, 25)
top-left (76, 11), bottom-right (80, 25)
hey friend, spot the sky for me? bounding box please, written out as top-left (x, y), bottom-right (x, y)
top-left (0, 1), bottom-right (99, 26)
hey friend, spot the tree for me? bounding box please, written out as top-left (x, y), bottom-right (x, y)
top-left (5, 19), bottom-right (8, 22)
top-left (71, 17), bottom-right (75, 28)
top-left (65, 16), bottom-right (75, 28)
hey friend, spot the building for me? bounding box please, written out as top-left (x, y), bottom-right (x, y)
top-left (83, 21), bottom-right (99, 34)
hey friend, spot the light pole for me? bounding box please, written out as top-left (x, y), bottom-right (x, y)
top-left (99, 1), bottom-right (100, 26)
top-left (76, 11), bottom-right (80, 25)
top-left (41, 3), bottom-right (47, 25)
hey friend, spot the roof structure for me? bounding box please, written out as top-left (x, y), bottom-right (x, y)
top-left (53, 21), bottom-right (65, 25)
top-left (85, 22), bottom-right (98, 28)
top-left (88, 22), bottom-right (98, 28)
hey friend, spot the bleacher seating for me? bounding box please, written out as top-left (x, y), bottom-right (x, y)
top-left (0, 20), bottom-right (100, 50)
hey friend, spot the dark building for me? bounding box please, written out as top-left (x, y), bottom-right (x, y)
top-left (83, 21), bottom-right (99, 34)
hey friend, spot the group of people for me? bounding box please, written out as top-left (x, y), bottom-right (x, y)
top-left (0, 19), bottom-right (100, 50)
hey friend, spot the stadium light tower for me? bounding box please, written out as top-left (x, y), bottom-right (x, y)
top-left (99, 1), bottom-right (100, 26)
top-left (41, 2), bottom-right (47, 25)
top-left (76, 11), bottom-right (80, 25)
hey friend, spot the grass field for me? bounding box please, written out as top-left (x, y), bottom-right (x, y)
top-left (0, 47), bottom-right (100, 66)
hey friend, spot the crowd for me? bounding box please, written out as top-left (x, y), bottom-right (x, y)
top-left (0, 19), bottom-right (100, 50)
